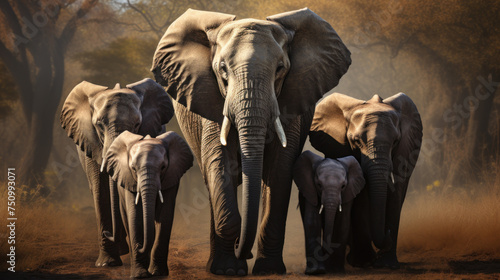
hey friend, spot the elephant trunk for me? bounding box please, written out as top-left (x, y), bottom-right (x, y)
top-left (136, 168), bottom-right (159, 255)
top-left (363, 143), bottom-right (393, 251)
top-left (231, 82), bottom-right (272, 260)
top-left (322, 199), bottom-right (338, 253)
top-left (103, 129), bottom-right (122, 242)
top-left (104, 178), bottom-right (121, 243)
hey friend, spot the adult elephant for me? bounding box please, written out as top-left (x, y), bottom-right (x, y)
top-left (152, 8), bottom-right (351, 275)
top-left (309, 92), bottom-right (423, 269)
top-left (60, 78), bottom-right (173, 267)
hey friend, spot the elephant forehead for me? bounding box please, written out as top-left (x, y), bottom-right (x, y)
top-left (218, 19), bottom-right (287, 44)
top-left (92, 89), bottom-right (140, 108)
top-left (318, 159), bottom-right (345, 174)
top-left (130, 141), bottom-right (165, 159)
top-left (351, 105), bottom-right (398, 122)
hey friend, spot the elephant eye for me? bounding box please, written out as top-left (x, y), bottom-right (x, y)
top-left (220, 61), bottom-right (228, 81)
top-left (276, 62), bottom-right (284, 74)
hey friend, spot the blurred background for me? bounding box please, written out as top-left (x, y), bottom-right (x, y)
top-left (0, 0), bottom-right (499, 276)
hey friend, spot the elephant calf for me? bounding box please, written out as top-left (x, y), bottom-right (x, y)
top-left (102, 131), bottom-right (193, 278)
top-left (293, 151), bottom-right (365, 275)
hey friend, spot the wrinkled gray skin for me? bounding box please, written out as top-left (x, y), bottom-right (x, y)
top-left (60, 79), bottom-right (173, 267)
top-left (309, 93), bottom-right (423, 269)
top-left (152, 8), bottom-right (351, 275)
top-left (293, 151), bottom-right (365, 275)
top-left (102, 131), bottom-right (193, 278)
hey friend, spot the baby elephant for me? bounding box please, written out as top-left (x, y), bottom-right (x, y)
top-left (103, 131), bottom-right (193, 278)
top-left (293, 151), bottom-right (365, 275)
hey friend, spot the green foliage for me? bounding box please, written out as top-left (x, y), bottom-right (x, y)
top-left (75, 37), bottom-right (157, 87)
top-left (0, 60), bottom-right (18, 120)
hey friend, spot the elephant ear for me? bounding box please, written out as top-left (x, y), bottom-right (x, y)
top-left (293, 150), bottom-right (324, 206)
top-left (157, 131), bottom-right (194, 190)
top-left (152, 9), bottom-right (236, 122)
top-left (337, 155), bottom-right (365, 204)
top-left (103, 131), bottom-right (144, 192)
top-left (267, 8), bottom-right (351, 117)
top-left (309, 93), bottom-right (365, 157)
top-left (61, 81), bottom-right (108, 163)
top-left (384, 93), bottom-right (423, 181)
top-left (126, 78), bottom-right (174, 137)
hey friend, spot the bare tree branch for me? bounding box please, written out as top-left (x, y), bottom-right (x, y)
top-left (57, 0), bottom-right (99, 52)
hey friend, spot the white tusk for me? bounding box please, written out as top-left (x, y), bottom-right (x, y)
top-left (100, 159), bottom-right (105, 173)
top-left (158, 191), bottom-right (164, 203)
top-left (135, 192), bottom-right (140, 205)
top-left (220, 116), bottom-right (231, 146)
top-left (339, 193), bottom-right (342, 212)
top-left (390, 172), bottom-right (395, 184)
top-left (319, 204), bottom-right (324, 214)
top-left (339, 204), bottom-right (342, 212)
top-left (274, 117), bottom-right (287, 148)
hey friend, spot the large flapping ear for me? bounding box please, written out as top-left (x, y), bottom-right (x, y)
top-left (337, 155), bottom-right (365, 204)
top-left (267, 8), bottom-right (351, 117)
top-left (126, 78), bottom-right (174, 137)
top-left (152, 9), bottom-right (236, 122)
top-left (157, 131), bottom-right (194, 190)
top-left (384, 93), bottom-right (423, 181)
top-left (293, 150), bottom-right (324, 206)
top-left (61, 81), bottom-right (108, 163)
top-left (309, 93), bottom-right (365, 157)
top-left (103, 131), bottom-right (144, 192)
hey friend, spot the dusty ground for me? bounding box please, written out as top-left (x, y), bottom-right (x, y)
top-left (1, 183), bottom-right (500, 279)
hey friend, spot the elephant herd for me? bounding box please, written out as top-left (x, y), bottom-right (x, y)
top-left (60, 8), bottom-right (422, 278)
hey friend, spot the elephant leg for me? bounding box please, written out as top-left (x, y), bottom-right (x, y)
top-left (123, 189), bottom-right (151, 278)
top-left (206, 177), bottom-right (247, 276)
top-left (149, 187), bottom-right (178, 276)
top-left (253, 154), bottom-right (291, 275)
top-left (347, 187), bottom-right (376, 267)
top-left (299, 195), bottom-right (325, 275)
top-left (201, 120), bottom-right (247, 276)
top-left (80, 152), bottom-right (122, 267)
top-left (373, 181), bottom-right (409, 269)
top-left (253, 113), bottom-right (311, 275)
top-left (326, 204), bottom-right (352, 274)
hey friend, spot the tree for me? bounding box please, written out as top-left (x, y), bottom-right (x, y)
top-left (75, 36), bottom-right (157, 86)
top-left (113, 0), bottom-right (251, 40)
top-left (0, 60), bottom-right (17, 119)
top-left (0, 0), bottom-right (100, 186)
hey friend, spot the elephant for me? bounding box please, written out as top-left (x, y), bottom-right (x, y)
top-left (102, 131), bottom-right (193, 278)
top-left (309, 92), bottom-right (423, 269)
top-left (293, 151), bottom-right (365, 275)
top-left (151, 8), bottom-right (351, 275)
top-left (60, 78), bottom-right (174, 267)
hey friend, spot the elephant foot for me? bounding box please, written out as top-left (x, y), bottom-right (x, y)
top-left (95, 249), bottom-right (122, 267)
top-left (373, 251), bottom-right (400, 269)
top-left (326, 264), bottom-right (345, 274)
top-left (149, 262), bottom-right (169, 276)
top-left (346, 248), bottom-right (375, 268)
top-left (207, 251), bottom-right (248, 276)
top-left (305, 263), bottom-right (325, 275)
top-left (252, 256), bottom-right (286, 275)
top-left (131, 266), bottom-right (152, 279)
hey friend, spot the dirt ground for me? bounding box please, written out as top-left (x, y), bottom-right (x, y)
top-left (1, 184), bottom-right (500, 280)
